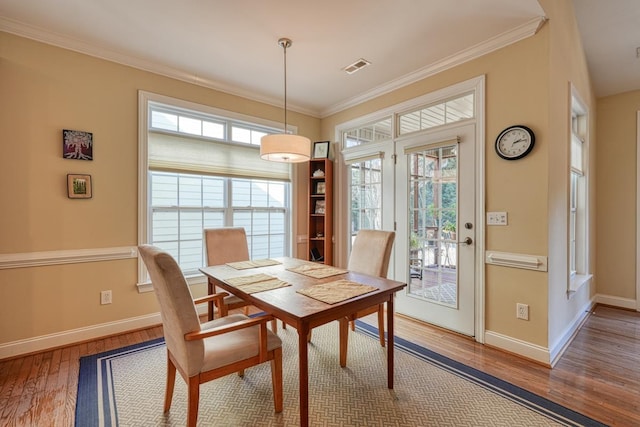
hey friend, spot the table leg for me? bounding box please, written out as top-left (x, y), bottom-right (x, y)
top-left (339, 317), bottom-right (349, 367)
top-left (387, 295), bottom-right (395, 389)
top-left (298, 323), bottom-right (309, 427)
top-left (207, 279), bottom-right (214, 321)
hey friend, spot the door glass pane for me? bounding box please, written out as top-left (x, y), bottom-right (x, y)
top-left (408, 145), bottom-right (458, 306)
top-left (350, 158), bottom-right (382, 243)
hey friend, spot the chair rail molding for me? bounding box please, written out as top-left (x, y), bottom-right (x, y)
top-left (0, 246), bottom-right (138, 269)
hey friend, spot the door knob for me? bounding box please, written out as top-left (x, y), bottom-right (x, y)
top-left (458, 237), bottom-right (473, 245)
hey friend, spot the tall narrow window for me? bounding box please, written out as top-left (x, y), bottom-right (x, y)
top-left (569, 88), bottom-right (590, 292)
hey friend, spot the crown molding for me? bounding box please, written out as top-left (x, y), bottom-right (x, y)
top-left (1, 15), bottom-right (546, 120)
top-left (0, 17), bottom-right (318, 118)
top-left (320, 16), bottom-right (547, 118)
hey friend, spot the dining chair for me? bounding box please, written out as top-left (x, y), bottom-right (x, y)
top-left (204, 227), bottom-right (280, 332)
top-left (344, 229), bottom-right (395, 347)
top-left (138, 244), bottom-right (283, 427)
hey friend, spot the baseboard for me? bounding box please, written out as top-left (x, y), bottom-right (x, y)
top-left (548, 299), bottom-right (595, 367)
top-left (0, 304), bottom-right (211, 360)
top-left (594, 293), bottom-right (637, 310)
top-left (484, 330), bottom-right (551, 365)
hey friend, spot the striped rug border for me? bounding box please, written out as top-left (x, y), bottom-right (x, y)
top-left (75, 324), bottom-right (607, 427)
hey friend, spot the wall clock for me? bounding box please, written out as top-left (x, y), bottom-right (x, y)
top-left (495, 125), bottom-right (535, 160)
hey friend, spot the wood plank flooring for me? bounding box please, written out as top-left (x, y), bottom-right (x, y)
top-left (0, 304), bottom-right (638, 426)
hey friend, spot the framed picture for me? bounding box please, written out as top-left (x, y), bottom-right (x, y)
top-left (316, 181), bottom-right (326, 195)
top-left (313, 141), bottom-right (330, 159)
top-left (63, 129), bottom-right (93, 161)
top-left (67, 174), bottom-right (92, 199)
top-left (314, 200), bottom-right (326, 214)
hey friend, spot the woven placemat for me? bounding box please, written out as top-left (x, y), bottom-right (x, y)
top-left (226, 259), bottom-right (282, 270)
top-left (287, 264), bottom-right (348, 279)
top-left (224, 273), bottom-right (290, 294)
top-left (297, 279), bottom-right (377, 304)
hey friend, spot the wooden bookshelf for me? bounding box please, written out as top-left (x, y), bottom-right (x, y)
top-left (308, 158), bottom-right (333, 265)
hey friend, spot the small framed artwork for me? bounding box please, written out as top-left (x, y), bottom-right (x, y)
top-left (67, 174), bottom-right (92, 199)
top-left (63, 129), bottom-right (93, 160)
top-left (313, 141), bottom-right (330, 159)
top-left (315, 200), bottom-right (326, 214)
top-left (316, 181), bottom-right (326, 195)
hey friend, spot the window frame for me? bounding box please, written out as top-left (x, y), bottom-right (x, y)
top-left (137, 91), bottom-right (296, 291)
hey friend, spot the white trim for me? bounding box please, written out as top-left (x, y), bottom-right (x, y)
top-left (0, 16), bottom-right (545, 119)
top-left (0, 312), bottom-right (161, 360)
top-left (0, 247), bottom-right (137, 270)
top-left (595, 293), bottom-right (637, 310)
top-left (637, 111), bottom-right (640, 311)
top-left (485, 251), bottom-right (548, 272)
top-left (548, 298), bottom-right (594, 367)
top-left (484, 330), bottom-right (550, 366)
top-left (321, 17), bottom-right (545, 117)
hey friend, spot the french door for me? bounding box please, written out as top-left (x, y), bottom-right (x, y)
top-left (394, 123), bottom-right (476, 336)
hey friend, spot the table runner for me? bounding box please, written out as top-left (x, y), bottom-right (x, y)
top-left (296, 279), bottom-right (377, 304)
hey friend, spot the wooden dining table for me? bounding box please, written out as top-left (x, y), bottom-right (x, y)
top-left (200, 256), bottom-right (407, 427)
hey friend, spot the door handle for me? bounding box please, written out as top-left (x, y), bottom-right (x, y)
top-left (458, 237), bottom-right (473, 245)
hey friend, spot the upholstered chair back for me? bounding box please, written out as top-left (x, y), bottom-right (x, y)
top-left (348, 230), bottom-right (395, 278)
top-left (138, 245), bottom-right (204, 377)
top-left (204, 227), bottom-right (250, 266)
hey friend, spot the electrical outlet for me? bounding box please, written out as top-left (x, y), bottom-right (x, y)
top-left (487, 211), bottom-right (508, 225)
top-left (516, 303), bottom-right (529, 320)
top-left (100, 290), bottom-right (112, 305)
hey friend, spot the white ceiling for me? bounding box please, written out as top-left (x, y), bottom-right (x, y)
top-left (0, 1), bottom-right (637, 117)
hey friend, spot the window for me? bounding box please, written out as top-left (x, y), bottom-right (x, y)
top-left (139, 92), bottom-right (293, 285)
top-left (344, 117), bottom-right (392, 148)
top-left (398, 93), bottom-right (474, 136)
top-left (150, 172), bottom-right (288, 276)
top-left (569, 88), bottom-right (590, 292)
top-left (349, 157), bottom-right (383, 238)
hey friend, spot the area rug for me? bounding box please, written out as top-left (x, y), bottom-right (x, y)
top-left (75, 322), bottom-right (606, 427)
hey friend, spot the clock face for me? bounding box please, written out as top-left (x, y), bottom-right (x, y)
top-left (495, 125), bottom-right (535, 160)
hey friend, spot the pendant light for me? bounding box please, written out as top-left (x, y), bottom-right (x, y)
top-left (260, 38), bottom-right (311, 163)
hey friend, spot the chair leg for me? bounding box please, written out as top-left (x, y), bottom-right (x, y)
top-left (377, 304), bottom-right (385, 347)
top-left (350, 319), bottom-right (356, 331)
top-left (164, 353), bottom-right (177, 413)
top-left (187, 376), bottom-right (200, 427)
top-left (271, 319), bottom-right (277, 333)
top-left (237, 369), bottom-right (245, 377)
top-left (271, 347), bottom-right (283, 413)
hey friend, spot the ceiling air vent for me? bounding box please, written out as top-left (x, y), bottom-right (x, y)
top-left (343, 58), bottom-right (371, 74)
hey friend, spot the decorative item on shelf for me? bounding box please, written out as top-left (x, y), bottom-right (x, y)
top-left (313, 141), bottom-right (330, 159)
top-left (315, 200), bottom-right (326, 214)
top-left (316, 182), bottom-right (326, 194)
top-left (260, 38), bottom-right (311, 163)
top-left (67, 174), bottom-right (92, 199)
top-left (63, 129), bottom-right (93, 161)
top-left (312, 168), bottom-right (325, 177)
top-left (316, 231), bottom-right (324, 238)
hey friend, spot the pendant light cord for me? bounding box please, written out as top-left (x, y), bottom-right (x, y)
top-left (283, 41), bottom-right (288, 131)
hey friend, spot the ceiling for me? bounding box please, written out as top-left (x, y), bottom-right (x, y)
top-left (0, 1), bottom-right (637, 117)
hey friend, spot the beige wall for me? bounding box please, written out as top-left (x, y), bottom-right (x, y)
top-left (1, 0), bottom-right (635, 359)
top-left (0, 32), bottom-right (320, 345)
top-left (322, 26), bottom-right (551, 346)
top-left (596, 90), bottom-right (640, 301)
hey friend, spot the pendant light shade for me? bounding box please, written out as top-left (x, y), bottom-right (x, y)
top-left (260, 38), bottom-right (311, 163)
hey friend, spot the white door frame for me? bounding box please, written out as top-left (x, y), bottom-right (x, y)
top-left (335, 76), bottom-right (486, 342)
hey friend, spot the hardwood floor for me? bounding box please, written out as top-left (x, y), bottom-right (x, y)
top-left (1, 304), bottom-right (638, 426)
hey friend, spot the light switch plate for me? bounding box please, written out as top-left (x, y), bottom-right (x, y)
top-left (487, 211), bottom-right (508, 225)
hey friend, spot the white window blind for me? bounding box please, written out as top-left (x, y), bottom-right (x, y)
top-left (149, 132), bottom-right (291, 181)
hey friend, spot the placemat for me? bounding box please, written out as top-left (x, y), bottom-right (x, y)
top-left (296, 279), bottom-right (377, 304)
top-left (287, 264), bottom-right (348, 279)
top-left (224, 273), bottom-right (290, 294)
top-left (226, 259), bottom-right (282, 270)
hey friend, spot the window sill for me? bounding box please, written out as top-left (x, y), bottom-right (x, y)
top-left (567, 273), bottom-right (592, 298)
top-left (137, 272), bottom-right (207, 293)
